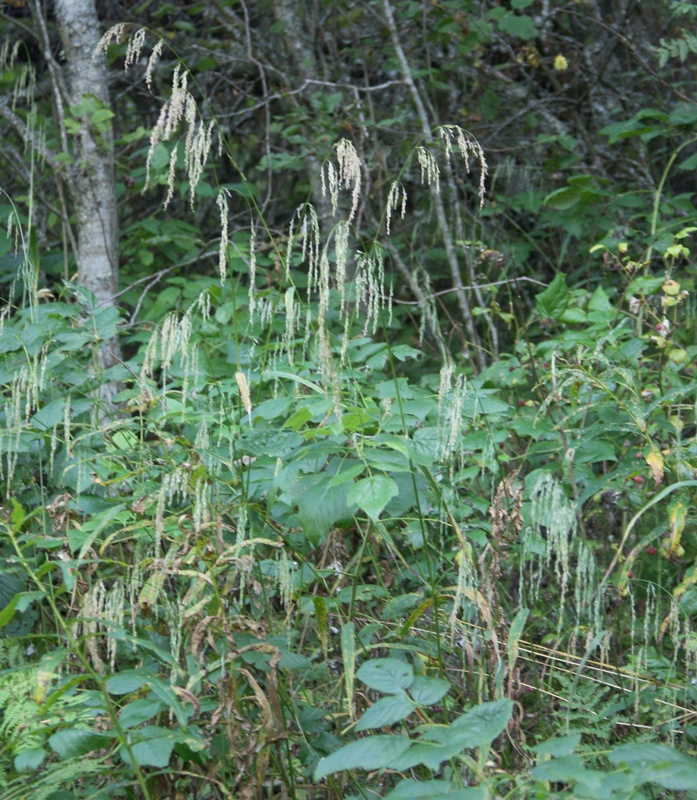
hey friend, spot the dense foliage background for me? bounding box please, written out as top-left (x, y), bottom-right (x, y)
top-left (1, 1), bottom-right (697, 798)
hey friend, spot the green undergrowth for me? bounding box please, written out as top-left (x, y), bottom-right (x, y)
top-left (2, 31), bottom-right (697, 800)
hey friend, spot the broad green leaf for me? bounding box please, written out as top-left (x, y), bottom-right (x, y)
top-left (588, 285), bottom-right (613, 313)
top-left (119, 697), bottom-right (167, 729)
top-left (532, 756), bottom-right (618, 795)
top-left (678, 152), bottom-right (697, 171)
top-left (254, 396), bottom-right (293, 420)
top-left (388, 740), bottom-right (466, 772)
top-left (355, 691), bottom-right (416, 731)
top-left (558, 307), bottom-right (587, 324)
top-left (391, 344), bottom-right (422, 361)
top-left (106, 669), bottom-right (152, 694)
top-left (531, 754), bottom-right (585, 781)
top-left (347, 475), bottom-right (399, 522)
top-left (574, 439), bottom-right (616, 464)
top-left (384, 780), bottom-right (487, 800)
top-left (342, 409), bottom-right (375, 431)
top-left (388, 700), bottom-right (514, 772)
top-left (408, 427), bottom-right (439, 466)
top-left (628, 275), bottom-right (664, 294)
top-left (544, 186), bottom-right (581, 210)
top-left (463, 392), bottom-right (510, 417)
top-left (536, 273), bottom-right (569, 320)
top-left (669, 103), bottom-right (697, 126)
top-left (120, 726), bottom-right (177, 769)
top-left (357, 658), bottom-right (414, 693)
top-left (363, 448), bottom-right (411, 473)
top-left (498, 13), bottom-right (537, 39)
top-left (147, 676), bottom-right (193, 727)
top-left (327, 461), bottom-right (366, 487)
top-left (531, 733), bottom-right (581, 757)
top-left (295, 476), bottom-right (353, 545)
top-left (609, 743), bottom-right (697, 790)
top-left (92, 108), bottom-right (115, 124)
top-left (30, 398), bottom-right (66, 430)
top-left (49, 728), bottom-right (112, 759)
top-left (314, 734), bottom-right (411, 780)
top-left (408, 676), bottom-right (450, 706)
top-left (14, 748), bottom-right (46, 772)
top-left (283, 406), bottom-right (313, 430)
top-left (600, 112), bottom-right (666, 144)
top-left (375, 377), bottom-right (415, 400)
top-left (433, 699), bottom-right (513, 747)
top-left (0, 594), bottom-right (19, 629)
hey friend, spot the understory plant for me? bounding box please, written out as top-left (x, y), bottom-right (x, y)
top-left (1, 22), bottom-right (697, 800)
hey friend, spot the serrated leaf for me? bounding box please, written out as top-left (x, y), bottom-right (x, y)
top-left (588, 285), bottom-right (613, 312)
top-left (347, 475), bottom-right (399, 522)
top-left (408, 676), bottom-right (450, 706)
top-left (433, 699), bottom-right (513, 747)
top-left (49, 728), bottom-right (112, 759)
top-left (388, 699), bottom-right (514, 772)
top-left (119, 697), bottom-right (167, 729)
top-left (314, 734), bottom-right (411, 780)
top-left (535, 273), bottom-right (569, 320)
top-left (327, 462), bottom-right (365, 487)
top-left (357, 658), bottom-right (414, 693)
top-left (121, 726), bottom-right (177, 769)
top-left (609, 743), bottom-right (697, 791)
top-left (355, 691), bottom-right (416, 731)
top-left (559, 307), bottom-right (587, 324)
top-left (388, 740), bottom-right (464, 771)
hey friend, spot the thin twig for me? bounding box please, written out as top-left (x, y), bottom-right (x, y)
top-left (382, 0), bottom-right (485, 369)
top-left (223, 78), bottom-right (405, 118)
top-left (387, 275), bottom-right (547, 304)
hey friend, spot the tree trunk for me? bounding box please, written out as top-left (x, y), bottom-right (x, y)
top-left (54, 0), bottom-right (121, 373)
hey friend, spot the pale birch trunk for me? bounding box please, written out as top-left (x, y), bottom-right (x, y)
top-left (54, 0), bottom-right (121, 372)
